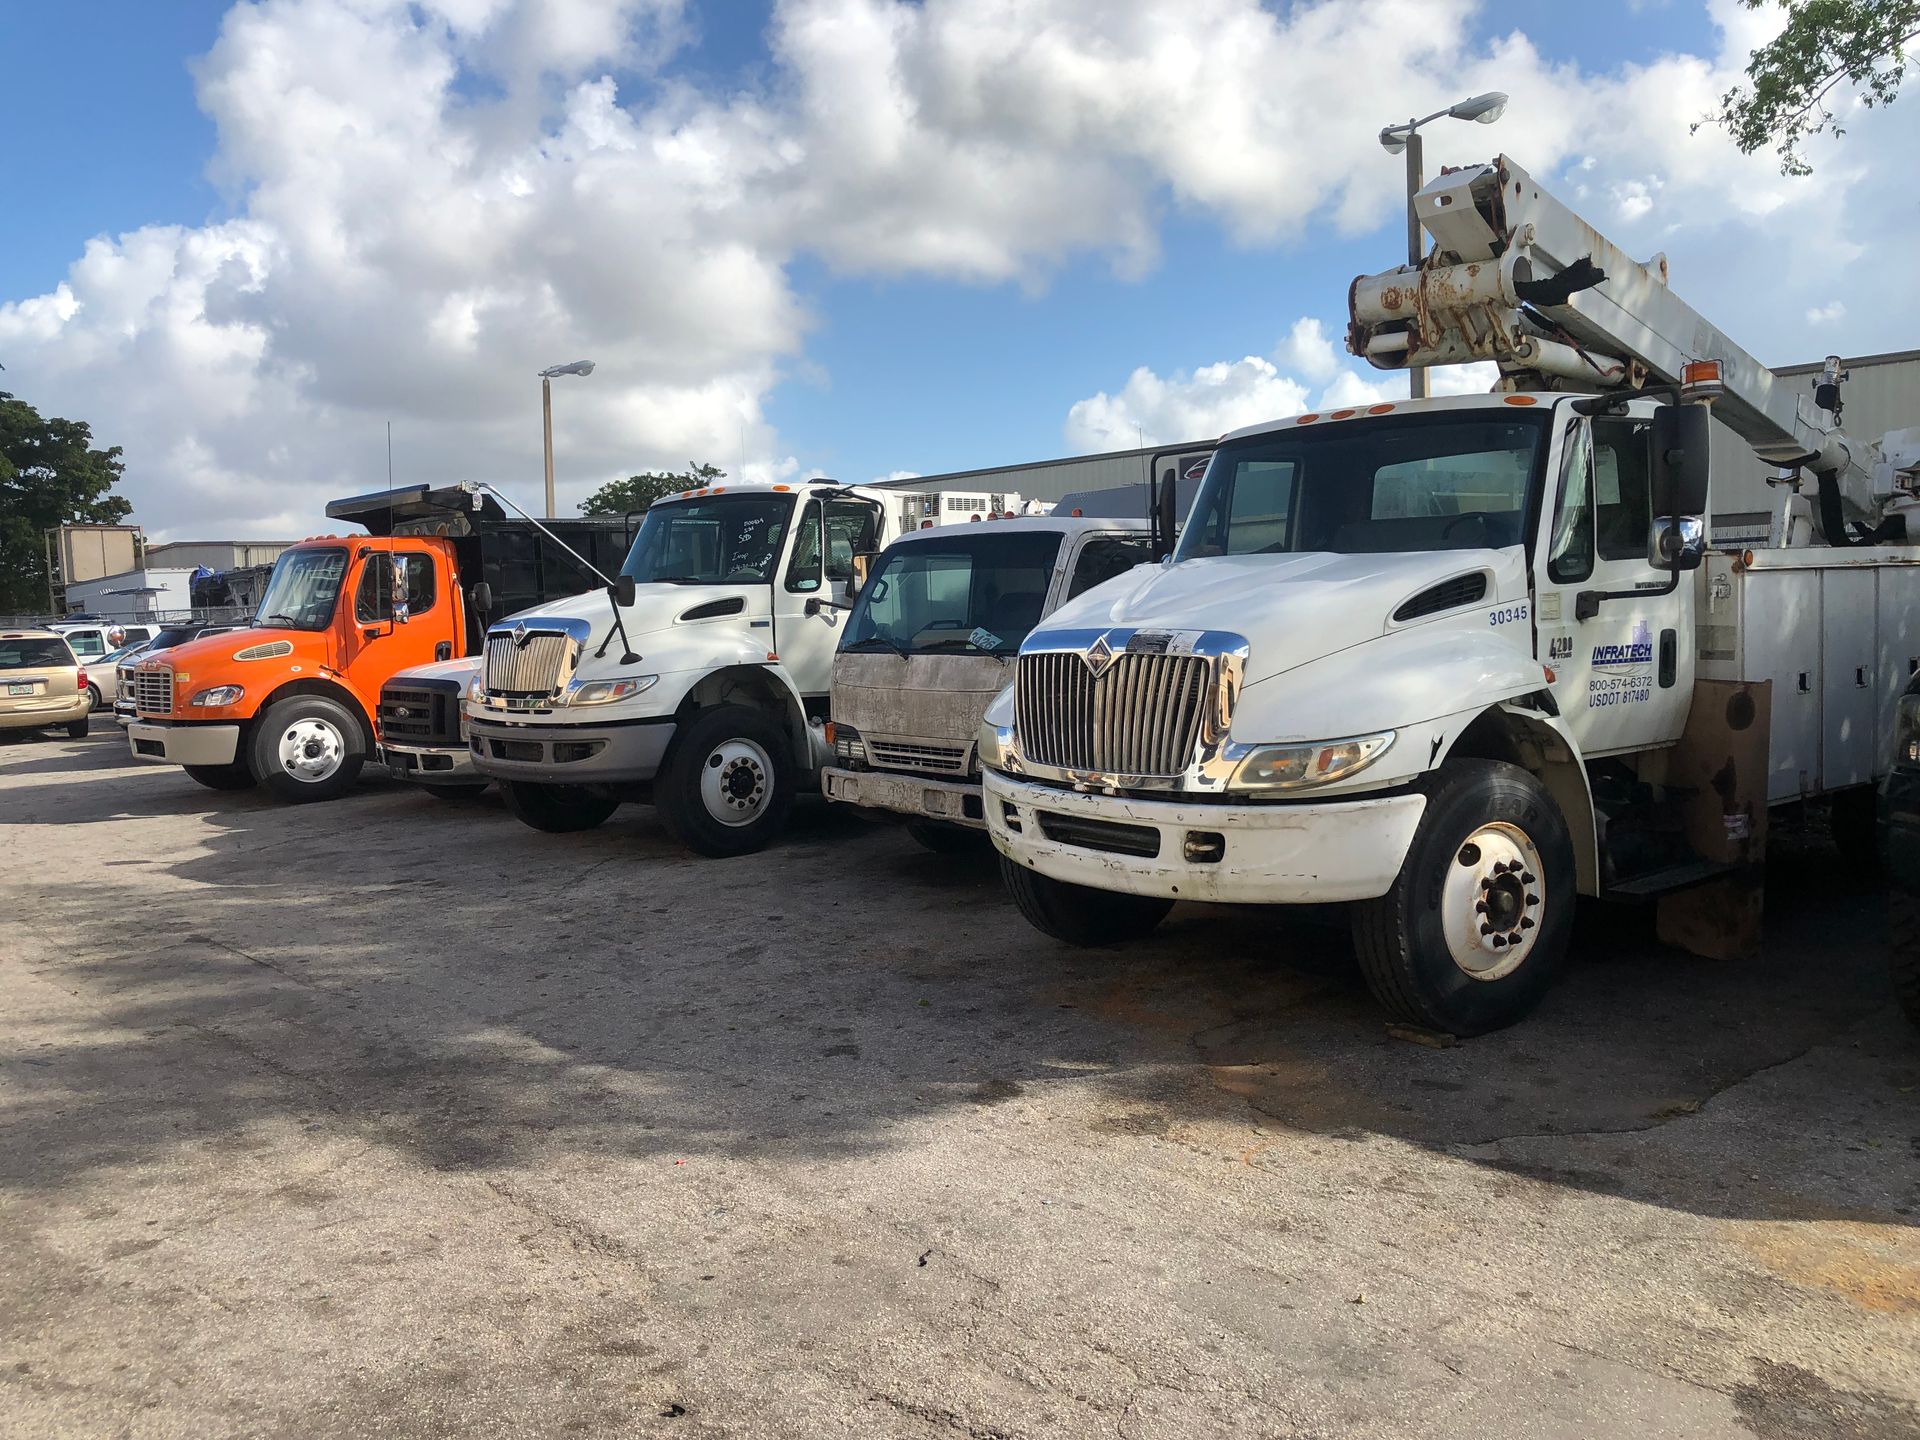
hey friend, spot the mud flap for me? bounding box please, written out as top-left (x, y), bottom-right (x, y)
top-left (1656, 679), bottom-right (1771, 960)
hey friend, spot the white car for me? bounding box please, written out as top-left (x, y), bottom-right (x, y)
top-left (48, 620), bottom-right (156, 666)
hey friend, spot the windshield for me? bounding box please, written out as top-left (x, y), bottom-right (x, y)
top-left (842, 532), bottom-right (1062, 656)
top-left (621, 495), bottom-right (794, 585)
top-left (253, 547), bottom-right (348, 631)
top-left (1175, 412), bottom-right (1548, 560)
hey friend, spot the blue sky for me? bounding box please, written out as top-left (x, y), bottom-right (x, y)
top-left (0, 0), bottom-right (1905, 538)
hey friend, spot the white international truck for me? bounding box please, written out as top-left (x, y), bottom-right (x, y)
top-left (982, 153), bottom-right (1920, 1036)
top-left (821, 508), bottom-right (1162, 848)
top-left (465, 479), bottom-right (1025, 855)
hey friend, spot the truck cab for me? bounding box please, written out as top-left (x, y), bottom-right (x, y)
top-left (823, 514), bottom-right (1154, 847)
top-left (465, 479), bottom-right (1018, 855)
top-left (126, 485), bottom-right (628, 802)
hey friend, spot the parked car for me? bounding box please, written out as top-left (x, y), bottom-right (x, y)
top-left (1883, 670), bottom-right (1919, 1028)
top-left (48, 619), bottom-right (155, 664)
top-left (0, 630), bottom-right (90, 739)
top-left (91, 640), bottom-right (153, 710)
top-left (112, 624), bottom-right (244, 727)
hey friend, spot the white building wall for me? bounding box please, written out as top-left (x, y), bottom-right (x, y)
top-left (64, 569), bottom-right (195, 620)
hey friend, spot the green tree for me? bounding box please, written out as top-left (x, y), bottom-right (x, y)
top-left (1704, 0), bottom-right (1919, 174)
top-left (580, 462), bottom-right (726, 517)
top-left (0, 392), bottom-right (134, 613)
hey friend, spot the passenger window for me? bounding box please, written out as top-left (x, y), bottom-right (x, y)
top-left (1067, 537), bottom-right (1152, 600)
top-left (785, 502), bottom-right (824, 592)
top-left (823, 501), bottom-right (879, 582)
top-left (1548, 423), bottom-right (1594, 584)
top-left (355, 553), bottom-right (437, 623)
top-left (65, 632), bottom-right (107, 658)
top-left (1593, 419), bottom-right (1653, 561)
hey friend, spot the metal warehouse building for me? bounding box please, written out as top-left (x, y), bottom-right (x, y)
top-left (882, 348), bottom-right (1920, 530)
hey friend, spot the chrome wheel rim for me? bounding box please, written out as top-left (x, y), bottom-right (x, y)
top-left (1440, 821), bottom-right (1544, 982)
top-left (699, 738), bottom-right (773, 827)
top-left (277, 716), bottom-right (347, 783)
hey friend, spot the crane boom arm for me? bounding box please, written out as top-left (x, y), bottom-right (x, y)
top-left (1347, 155), bottom-right (1867, 517)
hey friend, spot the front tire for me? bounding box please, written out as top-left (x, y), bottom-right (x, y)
top-left (1892, 889), bottom-right (1920, 1030)
top-left (656, 704), bottom-right (795, 857)
top-left (999, 856), bottom-right (1172, 946)
top-left (1350, 759), bottom-right (1575, 1037)
top-left (251, 695), bottom-right (366, 803)
top-left (86, 684), bottom-right (102, 711)
top-left (498, 779), bottom-right (617, 833)
top-left (185, 761), bottom-right (257, 791)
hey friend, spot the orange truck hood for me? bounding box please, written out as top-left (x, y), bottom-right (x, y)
top-left (138, 628), bottom-right (331, 708)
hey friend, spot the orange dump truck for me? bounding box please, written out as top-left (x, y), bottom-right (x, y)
top-left (126, 484), bottom-right (631, 802)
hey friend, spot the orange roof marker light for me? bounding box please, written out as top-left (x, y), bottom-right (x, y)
top-left (772, 484), bottom-right (792, 492)
top-left (1330, 408), bottom-right (1356, 421)
top-left (1503, 394), bottom-right (1539, 406)
top-left (1366, 403), bottom-right (1395, 415)
top-left (1297, 412), bottom-right (1321, 425)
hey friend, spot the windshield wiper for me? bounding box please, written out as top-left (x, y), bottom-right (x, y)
top-left (916, 637), bottom-right (1013, 661)
top-left (257, 613), bottom-right (300, 628)
top-left (844, 635), bottom-right (909, 658)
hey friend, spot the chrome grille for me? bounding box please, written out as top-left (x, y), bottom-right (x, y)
top-left (1016, 650), bottom-right (1212, 777)
top-left (865, 738), bottom-right (970, 775)
top-left (484, 631), bottom-right (572, 696)
top-left (133, 669), bottom-right (175, 716)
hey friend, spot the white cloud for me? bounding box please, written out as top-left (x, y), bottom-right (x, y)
top-left (0, 0), bottom-right (1911, 540)
top-left (1806, 301), bottom-right (1847, 326)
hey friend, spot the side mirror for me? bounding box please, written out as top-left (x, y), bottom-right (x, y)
top-left (390, 555), bottom-right (411, 625)
top-left (1650, 515), bottom-right (1707, 573)
top-left (469, 580), bottom-right (493, 614)
top-left (1651, 403), bottom-right (1711, 519)
top-left (613, 574), bottom-right (636, 607)
top-left (1155, 468), bottom-right (1179, 561)
top-left (848, 552), bottom-right (877, 598)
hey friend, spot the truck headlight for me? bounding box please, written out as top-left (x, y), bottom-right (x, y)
top-left (467, 673), bottom-right (484, 704)
top-left (1897, 694), bottom-right (1920, 767)
top-left (563, 675), bottom-right (657, 706)
top-left (824, 721), bottom-right (867, 766)
top-left (189, 685), bottom-right (245, 707)
top-left (1228, 731), bottom-right (1395, 792)
top-left (976, 684), bottom-right (1020, 774)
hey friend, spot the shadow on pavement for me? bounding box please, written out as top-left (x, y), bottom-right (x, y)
top-left (4, 735), bottom-right (1915, 1237)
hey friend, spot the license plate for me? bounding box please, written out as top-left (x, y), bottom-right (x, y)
top-left (6, 682), bottom-right (33, 696)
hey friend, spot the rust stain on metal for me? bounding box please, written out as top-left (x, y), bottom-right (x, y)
top-left (1380, 286), bottom-right (1403, 313)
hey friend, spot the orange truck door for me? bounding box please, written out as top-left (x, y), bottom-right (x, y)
top-left (335, 545), bottom-right (461, 731)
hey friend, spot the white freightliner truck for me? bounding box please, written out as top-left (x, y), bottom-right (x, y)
top-left (981, 153), bottom-right (1920, 1035)
top-left (465, 479), bottom-right (1026, 855)
top-left (822, 511), bottom-right (1159, 847)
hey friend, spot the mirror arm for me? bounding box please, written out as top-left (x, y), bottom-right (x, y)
top-left (1574, 566), bottom-right (1680, 623)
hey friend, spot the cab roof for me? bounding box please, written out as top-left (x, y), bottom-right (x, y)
top-left (885, 514), bottom-right (1150, 547)
top-left (1216, 390), bottom-right (1569, 447)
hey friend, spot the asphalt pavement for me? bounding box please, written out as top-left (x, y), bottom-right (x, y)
top-left (2, 729), bottom-right (1917, 1438)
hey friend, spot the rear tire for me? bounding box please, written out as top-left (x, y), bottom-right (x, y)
top-left (1350, 759), bottom-right (1575, 1037)
top-left (65, 716), bottom-right (90, 739)
top-left (498, 779), bottom-right (617, 833)
top-left (999, 856), bottom-right (1172, 946)
top-left (185, 761), bottom-right (257, 791)
top-left (251, 694), bottom-right (366, 803)
top-left (908, 821), bottom-right (989, 855)
top-left (1892, 889), bottom-right (1920, 1030)
top-left (86, 684), bottom-right (102, 711)
top-left (656, 704), bottom-right (795, 857)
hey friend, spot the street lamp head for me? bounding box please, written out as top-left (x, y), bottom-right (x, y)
top-left (1451, 91), bottom-right (1508, 124)
top-left (539, 360), bottom-right (596, 379)
top-left (1378, 124), bottom-right (1412, 155)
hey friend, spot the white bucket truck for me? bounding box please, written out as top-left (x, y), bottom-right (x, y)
top-left (982, 154), bottom-right (1920, 1035)
top-left (822, 496), bottom-right (1176, 848)
top-left (466, 479), bottom-right (1021, 855)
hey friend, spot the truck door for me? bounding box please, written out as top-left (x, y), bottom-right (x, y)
top-left (773, 496), bottom-right (884, 701)
top-left (336, 547), bottom-right (451, 726)
top-left (1536, 415), bottom-right (1693, 757)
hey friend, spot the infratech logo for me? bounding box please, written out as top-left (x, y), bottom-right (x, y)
top-left (1588, 620), bottom-right (1654, 708)
top-left (1591, 620), bottom-right (1654, 671)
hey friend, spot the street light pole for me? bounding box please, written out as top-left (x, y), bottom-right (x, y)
top-left (1377, 91), bottom-right (1508, 403)
top-left (1404, 125), bottom-right (1427, 400)
top-left (542, 375), bottom-right (556, 518)
top-left (536, 360), bottom-right (596, 518)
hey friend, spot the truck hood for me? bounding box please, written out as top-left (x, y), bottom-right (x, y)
top-left (1032, 548), bottom-right (1528, 686)
top-left (137, 625), bottom-right (321, 672)
top-left (503, 583), bottom-right (770, 664)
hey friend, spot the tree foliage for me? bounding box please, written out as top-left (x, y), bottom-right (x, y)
top-left (0, 392), bottom-right (134, 613)
top-left (580, 462), bottom-right (726, 517)
top-left (1705, 0), bottom-right (1919, 174)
